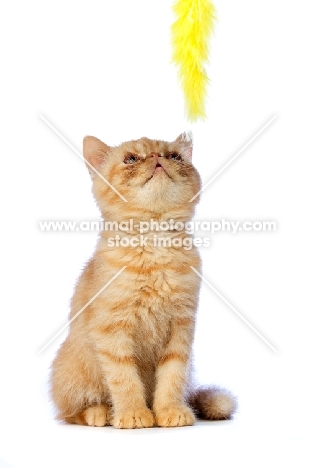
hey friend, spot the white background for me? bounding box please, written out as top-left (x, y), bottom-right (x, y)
top-left (1, 0), bottom-right (309, 466)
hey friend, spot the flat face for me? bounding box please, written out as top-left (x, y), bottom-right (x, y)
top-left (85, 135), bottom-right (201, 216)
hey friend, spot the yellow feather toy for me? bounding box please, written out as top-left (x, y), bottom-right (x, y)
top-left (171, 0), bottom-right (216, 122)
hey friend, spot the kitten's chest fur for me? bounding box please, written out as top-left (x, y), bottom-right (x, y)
top-left (134, 299), bottom-right (171, 363)
top-left (119, 267), bottom-right (179, 357)
top-left (98, 243), bottom-right (198, 359)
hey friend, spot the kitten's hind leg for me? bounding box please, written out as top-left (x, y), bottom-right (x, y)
top-left (51, 337), bottom-right (110, 425)
top-left (65, 404), bottom-right (111, 427)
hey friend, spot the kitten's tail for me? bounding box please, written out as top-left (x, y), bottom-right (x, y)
top-left (189, 386), bottom-right (237, 420)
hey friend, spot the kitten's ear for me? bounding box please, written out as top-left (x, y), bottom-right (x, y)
top-left (83, 136), bottom-right (110, 176)
top-left (175, 131), bottom-right (193, 160)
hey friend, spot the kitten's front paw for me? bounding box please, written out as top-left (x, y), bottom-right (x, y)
top-left (155, 406), bottom-right (195, 427)
top-left (113, 408), bottom-right (155, 429)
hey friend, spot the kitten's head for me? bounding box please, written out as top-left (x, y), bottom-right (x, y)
top-left (83, 133), bottom-right (201, 220)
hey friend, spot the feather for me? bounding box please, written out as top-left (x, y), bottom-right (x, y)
top-left (171, 0), bottom-right (216, 122)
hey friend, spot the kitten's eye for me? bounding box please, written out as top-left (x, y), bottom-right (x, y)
top-left (165, 152), bottom-right (182, 161)
top-left (124, 154), bottom-right (138, 164)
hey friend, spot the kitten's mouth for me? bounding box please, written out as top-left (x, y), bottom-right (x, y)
top-left (155, 163), bottom-right (164, 172)
top-left (144, 161), bottom-right (171, 185)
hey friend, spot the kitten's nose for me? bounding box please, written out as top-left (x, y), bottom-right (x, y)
top-left (149, 153), bottom-right (161, 164)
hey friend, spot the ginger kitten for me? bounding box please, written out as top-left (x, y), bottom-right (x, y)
top-left (50, 133), bottom-right (237, 428)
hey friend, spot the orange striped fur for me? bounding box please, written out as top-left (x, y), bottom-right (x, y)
top-left (50, 133), bottom-right (237, 428)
